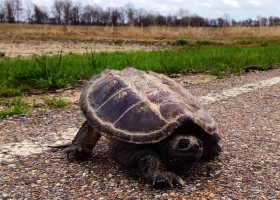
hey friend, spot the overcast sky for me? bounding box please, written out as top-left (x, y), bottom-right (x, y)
top-left (33, 0), bottom-right (280, 21)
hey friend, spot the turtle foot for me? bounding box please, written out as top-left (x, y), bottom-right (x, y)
top-left (63, 143), bottom-right (92, 160)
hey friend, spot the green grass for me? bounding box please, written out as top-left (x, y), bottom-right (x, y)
top-left (0, 45), bottom-right (279, 97)
top-left (43, 97), bottom-right (70, 108)
top-left (0, 97), bottom-right (30, 118)
top-left (0, 97), bottom-right (70, 119)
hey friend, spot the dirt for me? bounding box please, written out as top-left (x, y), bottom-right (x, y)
top-left (0, 40), bottom-right (169, 58)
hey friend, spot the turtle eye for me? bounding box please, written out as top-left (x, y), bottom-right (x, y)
top-left (178, 139), bottom-right (190, 149)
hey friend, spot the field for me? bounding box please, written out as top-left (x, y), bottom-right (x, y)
top-left (2, 24), bottom-right (280, 42)
top-left (1, 24), bottom-right (280, 117)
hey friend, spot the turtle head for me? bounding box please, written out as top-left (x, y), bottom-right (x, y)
top-left (160, 134), bottom-right (203, 171)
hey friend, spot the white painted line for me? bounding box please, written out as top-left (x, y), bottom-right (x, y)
top-left (0, 128), bottom-right (77, 163)
top-left (199, 76), bottom-right (280, 104)
top-left (0, 76), bottom-right (279, 163)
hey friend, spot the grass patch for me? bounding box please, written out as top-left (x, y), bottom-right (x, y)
top-left (196, 40), bottom-right (214, 46)
top-left (0, 97), bottom-right (71, 119)
top-left (175, 39), bottom-right (189, 46)
top-left (0, 45), bottom-right (279, 97)
top-left (0, 97), bottom-right (30, 119)
top-left (43, 97), bottom-right (70, 108)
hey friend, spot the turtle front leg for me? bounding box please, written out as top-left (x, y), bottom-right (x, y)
top-left (138, 153), bottom-right (185, 187)
top-left (109, 141), bottom-right (184, 187)
top-left (64, 121), bottom-right (101, 160)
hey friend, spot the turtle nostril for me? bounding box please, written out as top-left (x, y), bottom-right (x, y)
top-left (178, 139), bottom-right (190, 149)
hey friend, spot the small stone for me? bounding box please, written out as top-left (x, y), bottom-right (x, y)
top-left (31, 183), bottom-right (38, 187)
top-left (155, 195), bottom-right (161, 199)
top-left (60, 179), bottom-right (67, 183)
top-left (169, 192), bottom-right (176, 197)
top-left (38, 174), bottom-right (48, 178)
top-left (162, 193), bottom-right (168, 197)
top-left (2, 193), bottom-right (9, 198)
top-left (91, 180), bottom-right (99, 185)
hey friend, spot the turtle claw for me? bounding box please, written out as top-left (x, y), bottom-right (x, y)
top-left (63, 144), bottom-right (92, 160)
top-left (150, 171), bottom-right (185, 187)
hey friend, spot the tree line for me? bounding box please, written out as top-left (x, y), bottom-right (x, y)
top-left (1, 0), bottom-right (280, 27)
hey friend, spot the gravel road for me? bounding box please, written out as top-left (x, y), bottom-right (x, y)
top-left (0, 68), bottom-right (279, 199)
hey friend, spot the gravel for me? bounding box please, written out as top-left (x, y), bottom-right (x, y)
top-left (0, 69), bottom-right (279, 199)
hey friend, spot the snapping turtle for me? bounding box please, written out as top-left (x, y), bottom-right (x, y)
top-left (59, 67), bottom-right (221, 186)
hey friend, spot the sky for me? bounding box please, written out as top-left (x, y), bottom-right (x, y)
top-left (32, 0), bottom-right (280, 21)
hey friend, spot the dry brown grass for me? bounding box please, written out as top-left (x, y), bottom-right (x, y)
top-left (1, 24), bottom-right (280, 43)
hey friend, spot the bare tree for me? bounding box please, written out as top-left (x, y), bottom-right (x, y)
top-left (69, 2), bottom-right (81, 25)
top-left (257, 15), bottom-right (268, 27)
top-left (177, 8), bottom-right (189, 26)
top-left (125, 3), bottom-right (135, 25)
top-left (25, 0), bottom-right (33, 22)
top-left (269, 16), bottom-right (280, 26)
top-left (133, 8), bottom-right (147, 26)
top-left (100, 7), bottom-right (111, 25)
top-left (14, 0), bottom-right (22, 22)
top-left (92, 5), bottom-right (103, 25)
top-left (82, 4), bottom-right (94, 24)
top-left (110, 7), bottom-right (124, 26)
top-left (4, 0), bottom-right (23, 22)
top-left (33, 4), bottom-right (48, 24)
top-left (0, 3), bottom-right (6, 22)
top-left (223, 13), bottom-right (231, 26)
top-left (5, 0), bottom-right (14, 23)
top-left (63, 0), bottom-right (72, 24)
top-left (52, 0), bottom-right (64, 24)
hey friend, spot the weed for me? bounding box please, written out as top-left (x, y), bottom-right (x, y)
top-left (32, 51), bottom-right (65, 89)
top-left (175, 39), bottom-right (188, 46)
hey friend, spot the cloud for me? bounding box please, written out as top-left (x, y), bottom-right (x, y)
top-left (248, 0), bottom-right (262, 6)
top-left (222, 0), bottom-right (240, 8)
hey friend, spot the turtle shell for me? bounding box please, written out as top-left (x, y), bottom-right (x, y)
top-left (79, 67), bottom-right (217, 144)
